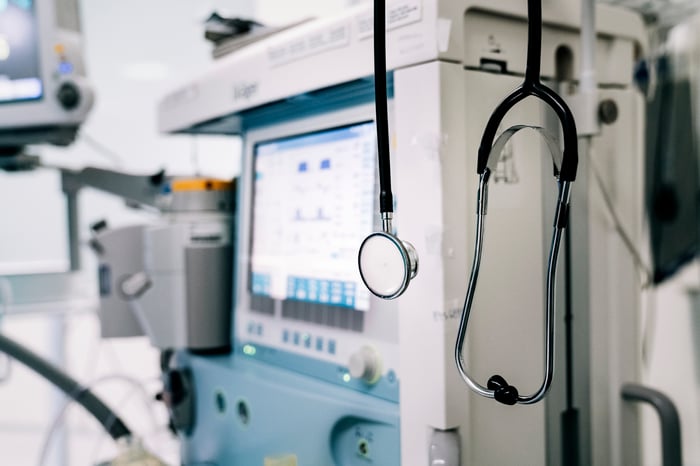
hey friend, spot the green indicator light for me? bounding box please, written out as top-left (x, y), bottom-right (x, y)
top-left (243, 344), bottom-right (257, 356)
top-left (343, 373), bottom-right (351, 383)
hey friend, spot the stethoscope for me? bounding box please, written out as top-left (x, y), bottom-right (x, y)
top-left (357, 0), bottom-right (418, 300)
top-left (359, 0), bottom-right (578, 406)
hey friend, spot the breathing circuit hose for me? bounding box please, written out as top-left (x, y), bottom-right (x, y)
top-left (0, 332), bottom-right (132, 441)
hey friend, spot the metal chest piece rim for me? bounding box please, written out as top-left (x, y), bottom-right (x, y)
top-left (358, 231), bottom-right (418, 300)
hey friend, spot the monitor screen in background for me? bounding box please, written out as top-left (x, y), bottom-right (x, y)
top-left (251, 122), bottom-right (376, 312)
top-left (646, 60), bottom-right (700, 284)
top-left (0, 0), bottom-right (43, 103)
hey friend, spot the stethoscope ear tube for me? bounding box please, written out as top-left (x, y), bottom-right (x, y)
top-left (358, 0), bottom-right (418, 301)
top-left (373, 0), bottom-right (393, 215)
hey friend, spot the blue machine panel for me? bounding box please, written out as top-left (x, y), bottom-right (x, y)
top-left (235, 343), bottom-right (399, 403)
top-left (179, 353), bottom-right (400, 466)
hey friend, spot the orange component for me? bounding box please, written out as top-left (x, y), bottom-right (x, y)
top-left (171, 178), bottom-right (233, 192)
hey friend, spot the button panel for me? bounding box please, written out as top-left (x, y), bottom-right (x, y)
top-left (256, 325), bottom-right (341, 356)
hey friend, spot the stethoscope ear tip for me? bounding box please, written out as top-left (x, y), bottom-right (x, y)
top-left (487, 375), bottom-right (519, 406)
top-left (358, 231), bottom-right (418, 300)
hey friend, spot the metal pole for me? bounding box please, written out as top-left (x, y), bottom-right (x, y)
top-left (65, 190), bottom-right (80, 271)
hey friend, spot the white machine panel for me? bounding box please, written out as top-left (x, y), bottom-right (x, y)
top-left (158, 1), bottom-right (644, 136)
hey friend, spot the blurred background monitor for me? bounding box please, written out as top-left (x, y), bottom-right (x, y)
top-left (0, 0), bottom-right (93, 150)
top-left (645, 56), bottom-right (700, 284)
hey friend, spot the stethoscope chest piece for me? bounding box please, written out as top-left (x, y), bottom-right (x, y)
top-left (358, 232), bottom-right (418, 300)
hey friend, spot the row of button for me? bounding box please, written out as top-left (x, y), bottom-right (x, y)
top-left (246, 321), bottom-right (264, 336)
top-left (245, 321), bottom-right (338, 355)
top-left (282, 329), bottom-right (336, 355)
top-left (286, 276), bottom-right (357, 309)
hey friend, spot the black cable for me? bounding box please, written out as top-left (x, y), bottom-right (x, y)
top-left (0, 333), bottom-right (131, 441)
top-left (564, 224), bottom-right (574, 410)
top-left (561, 215), bottom-right (579, 465)
top-left (374, 0), bottom-right (393, 214)
top-left (525, 0), bottom-right (543, 86)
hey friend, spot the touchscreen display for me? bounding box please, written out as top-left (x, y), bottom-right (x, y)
top-left (251, 122), bottom-right (376, 312)
top-left (0, 0), bottom-right (43, 103)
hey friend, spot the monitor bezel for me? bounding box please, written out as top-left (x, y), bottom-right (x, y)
top-left (237, 102), bottom-right (382, 328)
top-left (0, 0), bottom-right (45, 105)
top-left (248, 119), bottom-right (376, 312)
top-left (0, 0), bottom-right (91, 131)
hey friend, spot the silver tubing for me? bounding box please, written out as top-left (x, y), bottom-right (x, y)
top-left (455, 172), bottom-right (493, 399)
top-left (382, 212), bottom-right (393, 233)
top-left (518, 180), bottom-right (570, 404)
top-left (520, 220), bottom-right (564, 404)
top-left (560, 180), bottom-right (572, 205)
top-left (455, 177), bottom-right (572, 405)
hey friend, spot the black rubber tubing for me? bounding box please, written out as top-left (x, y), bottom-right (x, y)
top-left (0, 332), bottom-right (131, 441)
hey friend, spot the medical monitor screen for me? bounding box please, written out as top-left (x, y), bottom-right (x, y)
top-left (251, 122), bottom-right (376, 313)
top-left (0, 0), bottom-right (43, 103)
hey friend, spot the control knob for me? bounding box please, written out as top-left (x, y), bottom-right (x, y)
top-left (57, 82), bottom-right (81, 110)
top-left (348, 346), bottom-right (382, 384)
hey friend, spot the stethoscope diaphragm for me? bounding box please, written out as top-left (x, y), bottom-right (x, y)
top-left (358, 231), bottom-right (418, 300)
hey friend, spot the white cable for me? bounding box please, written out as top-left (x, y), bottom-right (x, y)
top-left (641, 283), bottom-right (658, 369)
top-left (36, 374), bottom-right (159, 466)
top-left (588, 145), bottom-right (654, 288)
top-left (80, 132), bottom-right (125, 168)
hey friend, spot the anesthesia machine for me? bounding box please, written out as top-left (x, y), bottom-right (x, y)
top-left (2, 0), bottom-right (697, 465)
top-left (156, 0), bottom-right (659, 465)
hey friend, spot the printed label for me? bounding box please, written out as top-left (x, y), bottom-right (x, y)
top-left (268, 21), bottom-right (351, 66)
top-left (357, 0), bottom-right (423, 39)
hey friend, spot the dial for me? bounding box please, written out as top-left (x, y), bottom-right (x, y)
top-left (348, 346), bottom-right (382, 384)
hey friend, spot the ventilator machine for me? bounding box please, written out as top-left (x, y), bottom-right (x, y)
top-left (2, 0), bottom-right (699, 465)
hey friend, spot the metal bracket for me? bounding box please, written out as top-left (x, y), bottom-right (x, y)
top-left (622, 383), bottom-right (683, 466)
top-left (60, 166), bottom-right (168, 209)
